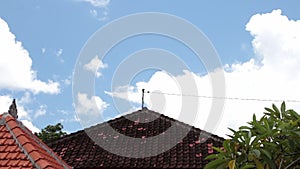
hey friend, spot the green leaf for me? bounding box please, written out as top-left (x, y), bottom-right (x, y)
top-left (263, 119), bottom-right (270, 132)
top-left (253, 114), bottom-right (257, 122)
top-left (205, 154), bottom-right (220, 160)
top-left (204, 158), bottom-right (227, 169)
top-left (254, 158), bottom-right (264, 169)
top-left (241, 164), bottom-right (256, 169)
top-left (287, 110), bottom-right (300, 119)
top-left (213, 147), bottom-right (224, 153)
top-left (272, 104), bottom-right (280, 118)
top-left (261, 142), bottom-right (276, 148)
top-left (260, 148), bottom-right (271, 160)
top-left (265, 107), bottom-right (275, 114)
top-left (228, 128), bottom-right (237, 134)
top-left (205, 104), bottom-right (300, 169)
top-left (239, 126), bottom-right (251, 130)
top-left (281, 102), bottom-right (286, 114)
top-left (253, 121), bottom-right (265, 134)
top-left (252, 149), bottom-right (261, 158)
top-left (228, 160), bottom-right (235, 169)
top-left (223, 140), bottom-right (231, 153)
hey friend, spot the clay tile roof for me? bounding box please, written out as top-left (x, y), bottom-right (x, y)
top-left (48, 109), bottom-right (224, 169)
top-left (0, 113), bottom-right (72, 169)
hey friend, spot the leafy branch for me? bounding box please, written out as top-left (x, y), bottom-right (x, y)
top-left (205, 102), bottom-right (300, 169)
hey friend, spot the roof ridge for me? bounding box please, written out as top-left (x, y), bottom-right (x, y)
top-left (3, 114), bottom-right (39, 168)
top-left (48, 109), bottom-right (147, 144)
top-left (1, 112), bottom-right (72, 169)
top-left (50, 109), bottom-right (224, 144)
top-left (48, 109), bottom-right (225, 168)
top-left (18, 118), bottom-right (72, 169)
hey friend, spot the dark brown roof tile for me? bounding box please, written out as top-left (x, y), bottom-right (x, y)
top-left (49, 109), bottom-right (224, 168)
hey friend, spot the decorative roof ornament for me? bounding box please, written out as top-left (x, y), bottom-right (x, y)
top-left (8, 99), bottom-right (18, 119)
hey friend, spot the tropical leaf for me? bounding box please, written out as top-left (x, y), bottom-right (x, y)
top-left (281, 101), bottom-right (286, 114)
top-left (241, 164), bottom-right (255, 169)
top-left (228, 160), bottom-right (236, 169)
top-left (204, 102), bottom-right (300, 169)
top-left (204, 158), bottom-right (227, 169)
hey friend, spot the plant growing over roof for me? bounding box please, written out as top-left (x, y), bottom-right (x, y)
top-left (205, 102), bottom-right (300, 169)
top-left (35, 123), bottom-right (67, 143)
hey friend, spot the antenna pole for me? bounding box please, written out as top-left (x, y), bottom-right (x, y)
top-left (141, 89), bottom-right (149, 109)
top-left (142, 89), bottom-right (145, 109)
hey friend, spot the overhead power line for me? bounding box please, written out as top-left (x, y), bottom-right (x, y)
top-left (148, 91), bottom-right (300, 103)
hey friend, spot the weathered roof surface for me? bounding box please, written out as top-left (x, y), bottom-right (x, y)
top-left (48, 109), bottom-right (224, 169)
top-left (0, 113), bottom-right (72, 169)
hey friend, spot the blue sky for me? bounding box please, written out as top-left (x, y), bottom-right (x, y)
top-left (0, 0), bottom-right (300, 136)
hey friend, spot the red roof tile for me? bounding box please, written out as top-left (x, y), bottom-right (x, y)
top-left (0, 113), bottom-right (72, 169)
top-left (48, 109), bottom-right (224, 168)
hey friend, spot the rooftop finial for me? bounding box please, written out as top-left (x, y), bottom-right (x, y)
top-left (8, 99), bottom-right (18, 119)
top-left (142, 89), bottom-right (149, 110)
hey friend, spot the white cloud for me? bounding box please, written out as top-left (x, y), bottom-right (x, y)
top-left (0, 95), bottom-right (14, 114)
top-left (34, 105), bottom-right (47, 119)
top-left (59, 75), bottom-right (72, 86)
top-left (84, 55), bottom-right (108, 77)
top-left (72, 114), bottom-right (80, 122)
top-left (90, 9), bottom-right (109, 21)
top-left (76, 92), bottom-right (109, 115)
top-left (19, 92), bottom-right (32, 105)
top-left (79, 0), bottom-right (110, 21)
top-left (0, 18), bottom-right (60, 94)
top-left (21, 120), bottom-right (40, 133)
top-left (90, 9), bottom-right (98, 17)
top-left (41, 48), bottom-right (46, 54)
top-left (105, 71), bottom-right (183, 115)
top-left (56, 48), bottom-right (63, 57)
top-left (81, 0), bottom-right (110, 8)
top-left (62, 76), bottom-right (72, 86)
top-left (55, 48), bottom-right (64, 63)
top-left (107, 9), bottom-right (300, 138)
top-left (75, 92), bottom-right (109, 127)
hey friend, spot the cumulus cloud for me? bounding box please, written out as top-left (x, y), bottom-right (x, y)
top-left (0, 95), bottom-right (14, 114)
top-left (19, 92), bottom-right (33, 105)
top-left (62, 76), bottom-right (72, 86)
top-left (34, 105), bottom-right (47, 119)
top-left (0, 18), bottom-right (60, 94)
top-left (76, 92), bottom-right (109, 115)
top-left (107, 9), bottom-right (300, 137)
top-left (21, 120), bottom-right (40, 133)
top-left (89, 9), bottom-right (109, 21)
top-left (75, 92), bottom-right (109, 127)
top-left (90, 9), bottom-right (98, 18)
top-left (106, 71), bottom-right (184, 116)
top-left (56, 49), bottom-right (63, 57)
top-left (90, 8), bottom-right (108, 21)
top-left (84, 55), bottom-right (108, 77)
top-left (81, 0), bottom-right (110, 8)
top-left (78, 0), bottom-right (110, 21)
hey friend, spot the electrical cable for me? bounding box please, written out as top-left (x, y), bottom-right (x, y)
top-left (149, 91), bottom-right (300, 103)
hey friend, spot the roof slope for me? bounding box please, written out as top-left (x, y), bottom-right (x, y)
top-left (0, 113), bottom-right (72, 169)
top-left (49, 109), bottom-right (224, 169)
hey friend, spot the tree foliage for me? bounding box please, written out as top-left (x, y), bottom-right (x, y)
top-left (205, 102), bottom-right (300, 169)
top-left (35, 123), bottom-right (67, 143)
